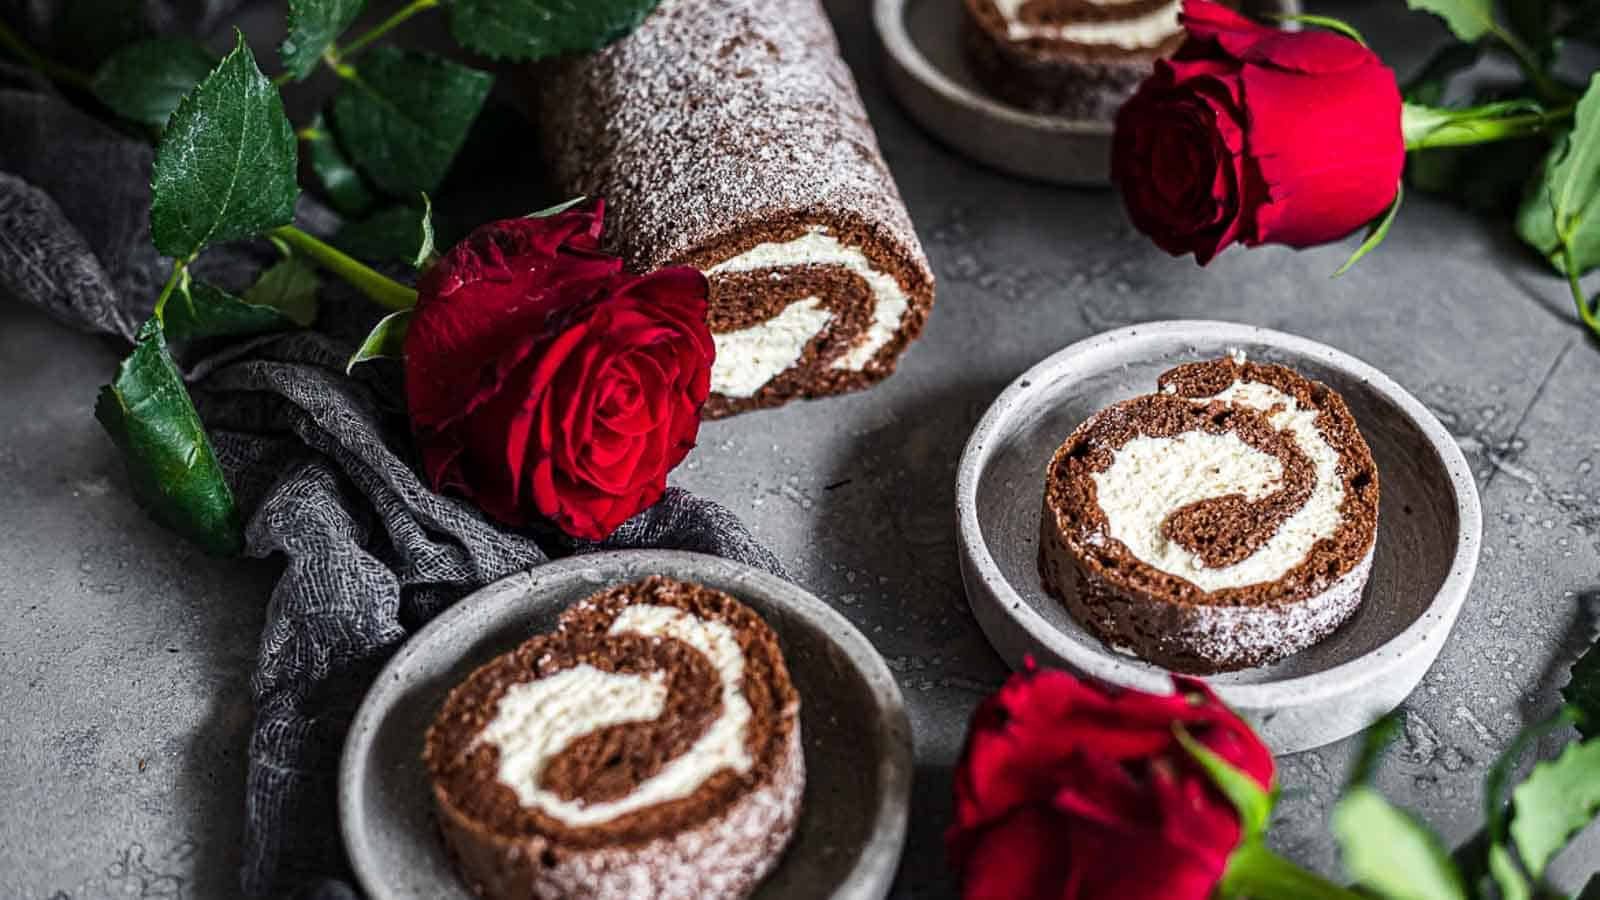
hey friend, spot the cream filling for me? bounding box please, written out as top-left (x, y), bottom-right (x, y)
top-left (992, 0), bottom-right (1182, 47)
top-left (480, 604), bottom-right (753, 827)
top-left (709, 297), bottom-right (833, 399)
top-left (1091, 379), bottom-right (1346, 592)
top-left (708, 226), bottom-right (910, 377)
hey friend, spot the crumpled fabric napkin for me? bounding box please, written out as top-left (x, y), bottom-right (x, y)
top-left (0, 7), bottom-right (783, 896)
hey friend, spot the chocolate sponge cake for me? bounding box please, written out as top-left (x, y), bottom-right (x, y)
top-left (1039, 356), bottom-right (1379, 673)
top-left (962, 0), bottom-right (1195, 120)
top-left (533, 0), bottom-right (935, 418)
top-left (425, 577), bottom-right (803, 900)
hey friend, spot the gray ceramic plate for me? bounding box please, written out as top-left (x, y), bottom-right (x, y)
top-left (955, 321), bottom-right (1482, 753)
top-left (340, 550), bottom-right (913, 900)
top-left (875, 0), bottom-right (1299, 185)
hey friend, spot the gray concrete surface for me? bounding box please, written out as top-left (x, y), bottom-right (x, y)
top-left (2, 0), bottom-right (1598, 896)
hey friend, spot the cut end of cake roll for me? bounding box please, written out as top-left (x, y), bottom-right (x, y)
top-left (691, 213), bottom-right (934, 418)
top-left (960, 0), bottom-right (1198, 119)
top-left (1038, 356), bottom-right (1380, 673)
top-left (424, 576), bottom-right (804, 900)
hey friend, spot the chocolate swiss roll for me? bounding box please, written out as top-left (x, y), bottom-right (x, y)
top-left (962, 0), bottom-right (1195, 120)
top-left (1038, 356), bottom-right (1380, 673)
top-left (425, 576), bottom-right (803, 900)
top-left (532, 0), bottom-right (935, 418)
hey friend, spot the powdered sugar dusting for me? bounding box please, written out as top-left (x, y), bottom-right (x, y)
top-left (533, 0), bottom-right (932, 284)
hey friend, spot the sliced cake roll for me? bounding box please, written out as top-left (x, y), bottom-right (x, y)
top-left (962, 0), bottom-right (1200, 119)
top-left (532, 0), bottom-right (936, 418)
top-left (425, 577), bottom-right (803, 900)
top-left (1038, 356), bottom-right (1379, 673)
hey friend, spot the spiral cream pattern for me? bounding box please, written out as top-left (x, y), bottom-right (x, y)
top-left (705, 226), bottom-right (912, 397)
top-left (480, 604), bottom-right (753, 827)
top-left (1092, 378), bottom-right (1346, 592)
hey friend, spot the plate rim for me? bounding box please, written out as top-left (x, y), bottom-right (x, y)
top-left (954, 319), bottom-right (1484, 709)
top-left (872, 0), bottom-right (1304, 185)
top-left (338, 549), bottom-right (914, 900)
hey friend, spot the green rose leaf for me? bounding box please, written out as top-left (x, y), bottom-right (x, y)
top-left (1333, 786), bottom-right (1469, 900)
top-left (1516, 74), bottom-right (1600, 275)
top-left (448, 0), bottom-right (660, 61)
top-left (414, 192), bottom-right (436, 270)
top-left (162, 276), bottom-right (297, 343)
top-left (150, 32), bottom-right (298, 260)
top-left (90, 39), bottom-right (215, 131)
top-left (526, 196), bottom-right (589, 219)
top-left (336, 204), bottom-right (429, 264)
top-left (243, 257), bottom-right (320, 326)
top-left (1174, 725), bottom-right (1274, 840)
top-left (304, 113), bottom-right (377, 218)
top-left (346, 309), bottom-right (411, 374)
top-left (95, 319), bottom-right (243, 557)
top-left (1510, 737), bottom-right (1600, 878)
top-left (1334, 183), bottom-right (1403, 277)
top-left (281, 0), bottom-right (365, 80)
top-left (1404, 0), bottom-right (1496, 42)
top-left (329, 47), bottom-right (492, 198)
top-left (1566, 640), bottom-right (1600, 738)
top-left (1485, 843), bottom-right (1530, 900)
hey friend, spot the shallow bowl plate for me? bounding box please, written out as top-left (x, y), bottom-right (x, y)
top-left (875, 0), bottom-right (1299, 185)
top-left (955, 321), bottom-right (1482, 753)
top-left (341, 550), bottom-right (913, 899)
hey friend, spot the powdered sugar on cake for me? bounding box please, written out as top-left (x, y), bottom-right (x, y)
top-left (534, 0), bottom-right (929, 280)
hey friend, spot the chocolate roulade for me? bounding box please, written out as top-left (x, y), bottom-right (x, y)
top-left (425, 576), bottom-right (804, 900)
top-left (532, 0), bottom-right (935, 418)
top-left (961, 0), bottom-right (1212, 120)
top-left (1038, 356), bottom-right (1380, 673)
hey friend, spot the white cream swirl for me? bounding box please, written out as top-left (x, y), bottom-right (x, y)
top-left (704, 226), bottom-right (910, 397)
top-left (1091, 378), bottom-right (1346, 592)
top-left (991, 0), bottom-right (1183, 48)
top-left (480, 605), bottom-right (753, 827)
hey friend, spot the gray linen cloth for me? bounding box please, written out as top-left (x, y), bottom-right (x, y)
top-left (0, 12), bottom-right (783, 897)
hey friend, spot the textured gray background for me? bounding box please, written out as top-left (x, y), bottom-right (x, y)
top-left (2, 0), bottom-right (1598, 896)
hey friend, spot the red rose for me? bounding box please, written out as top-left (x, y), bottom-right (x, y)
top-left (1112, 1), bottom-right (1404, 264)
top-left (404, 200), bottom-right (714, 540)
top-left (947, 666), bottom-right (1274, 900)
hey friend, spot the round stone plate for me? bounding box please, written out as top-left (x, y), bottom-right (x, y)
top-left (341, 550), bottom-right (913, 900)
top-left (955, 321), bottom-right (1482, 753)
top-left (874, 0), bottom-right (1299, 186)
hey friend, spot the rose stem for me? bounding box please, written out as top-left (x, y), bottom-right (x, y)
top-left (269, 225), bottom-right (418, 312)
top-left (271, 0), bottom-right (439, 86)
top-left (335, 0), bottom-right (440, 60)
top-left (1221, 842), bottom-right (1367, 900)
top-left (1563, 246), bottom-right (1600, 340)
top-left (1402, 102), bottom-right (1576, 151)
top-left (0, 19), bottom-right (92, 90)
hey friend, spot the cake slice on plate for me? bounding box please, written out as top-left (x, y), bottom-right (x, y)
top-left (962, 0), bottom-right (1196, 119)
top-left (425, 576), bottom-right (803, 900)
top-left (1039, 355), bottom-right (1380, 673)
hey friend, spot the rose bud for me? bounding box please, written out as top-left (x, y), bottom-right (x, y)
top-left (404, 200), bottom-right (715, 540)
top-left (1112, 0), bottom-right (1404, 264)
top-left (947, 666), bottom-right (1274, 900)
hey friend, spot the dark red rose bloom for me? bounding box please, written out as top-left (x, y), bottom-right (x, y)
top-left (947, 665), bottom-right (1274, 900)
top-left (404, 200), bottom-right (714, 540)
top-left (1112, 0), bottom-right (1404, 264)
